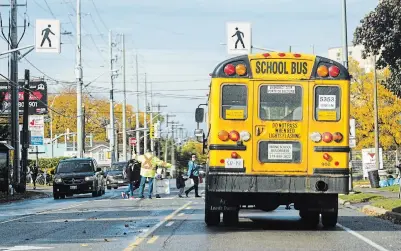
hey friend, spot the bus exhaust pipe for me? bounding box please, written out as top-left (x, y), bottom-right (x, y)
top-left (315, 181), bottom-right (328, 192)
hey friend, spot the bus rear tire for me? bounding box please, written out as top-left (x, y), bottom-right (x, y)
top-left (205, 210), bottom-right (220, 226)
top-left (322, 213), bottom-right (337, 228)
top-left (299, 210), bottom-right (319, 227)
top-left (223, 211), bottom-right (239, 226)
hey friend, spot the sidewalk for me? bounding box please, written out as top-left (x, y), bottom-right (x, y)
top-left (0, 185), bottom-right (52, 204)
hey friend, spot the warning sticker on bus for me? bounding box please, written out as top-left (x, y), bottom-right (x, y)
top-left (267, 85), bottom-right (295, 94)
top-left (317, 111), bottom-right (337, 121)
top-left (267, 122), bottom-right (301, 139)
top-left (268, 144), bottom-right (293, 160)
top-left (225, 109), bottom-right (244, 119)
top-left (318, 95), bottom-right (336, 110)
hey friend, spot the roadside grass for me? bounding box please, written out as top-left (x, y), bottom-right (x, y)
top-left (339, 193), bottom-right (384, 203)
top-left (371, 198), bottom-right (401, 211)
top-left (353, 180), bottom-right (370, 186)
top-left (378, 185), bottom-right (400, 193)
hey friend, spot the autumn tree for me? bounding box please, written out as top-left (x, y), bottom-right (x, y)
top-left (353, 0), bottom-right (401, 97)
top-left (350, 59), bottom-right (401, 151)
top-left (47, 87), bottom-right (146, 142)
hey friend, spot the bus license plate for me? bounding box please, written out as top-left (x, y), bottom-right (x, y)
top-left (70, 186), bottom-right (77, 190)
top-left (225, 159), bottom-right (243, 169)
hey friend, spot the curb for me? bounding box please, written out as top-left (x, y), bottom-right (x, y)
top-left (361, 205), bottom-right (401, 224)
top-left (338, 198), bottom-right (358, 210)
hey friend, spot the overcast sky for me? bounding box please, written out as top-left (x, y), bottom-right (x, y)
top-left (0, 0), bottom-right (378, 134)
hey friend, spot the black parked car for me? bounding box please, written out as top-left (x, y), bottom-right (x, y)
top-left (52, 158), bottom-right (105, 199)
top-left (106, 161), bottom-right (129, 189)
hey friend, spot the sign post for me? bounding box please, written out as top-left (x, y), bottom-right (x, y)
top-left (35, 19), bottom-right (61, 54)
top-left (129, 137), bottom-right (137, 146)
top-left (226, 22), bottom-right (252, 55)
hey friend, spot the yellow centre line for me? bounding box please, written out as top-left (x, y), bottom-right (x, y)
top-left (147, 236), bottom-right (159, 244)
top-left (124, 201), bottom-right (192, 251)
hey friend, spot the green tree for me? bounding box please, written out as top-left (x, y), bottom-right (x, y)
top-left (353, 0), bottom-right (401, 97)
top-left (176, 140), bottom-right (207, 171)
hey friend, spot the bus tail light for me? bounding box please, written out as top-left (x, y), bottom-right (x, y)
top-left (218, 130), bottom-right (229, 141)
top-left (235, 64), bottom-right (247, 76)
top-left (322, 132), bottom-right (333, 143)
top-left (323, 153), bottom-right (331, 161)
top-left (329, 66), bottom-right (340, 77)
top-left (317, 65), bottom-right (329, 77)
top-left (229, 130), bottom-right (240, 141)
top-left (224, 64), bottom-right (236, 76)
top-left (231, 152), bottom-right (239, 158)
top-left (310, 132), bottom-right (322, 143)
top-left (333, 132), bottom-right (343, 143)
top-left (240, 131), bottom-right (251, 141)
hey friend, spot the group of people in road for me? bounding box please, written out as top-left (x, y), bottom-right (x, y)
top-left (121, 152), bottom-right (202, 199)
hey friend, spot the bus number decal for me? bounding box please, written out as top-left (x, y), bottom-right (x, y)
top-left (318, 95), bottom-right (336, 110)
top-left (268, 144), bottom-right (293, 160)
top-left (267, 122), bottom-right (301, 139)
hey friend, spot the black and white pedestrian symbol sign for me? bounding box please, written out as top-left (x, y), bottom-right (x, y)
top-left (35, 19), bottom-right (61, 54)
top-left (232, 27), bottom-right (245, 49)
top-left (226, 22), bottom-right (251, 55)
top-left (40, 25), bottom-right (55, 47)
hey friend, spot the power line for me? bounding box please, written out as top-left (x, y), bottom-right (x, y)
top-left (90, 0), bottom-right (109, 30)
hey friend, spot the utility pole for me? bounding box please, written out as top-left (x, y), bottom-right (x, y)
top-left (109, 30), bottom-right (116, 163)
top-left (153, 103), bottom-right (167, 159)
top-left (76, 0), bottom-right (84, 158)
top-left (149, 81), bottom-right (154, 154)
top-left (9, 0), bottom-right (20, 190)
top-left (135, 55), bottom-right (140, 155)
top-left (164, 114), bottom-right (176, 162)
top-left (121, 34), bottom-right (127, 161)
top-left (373, 55), bottom-right (380, 171)
top-left (143, 73), bottom-right (148, 153)
top-left (20, 69), bottom-right (29, 192)
top-left (341, 0), bottom-right (349, 69)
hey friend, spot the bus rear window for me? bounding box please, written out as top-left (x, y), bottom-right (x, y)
top-left (314, 86), bottom-right (341, 121)
top-left (221, 84), bottom-right (247, 120)
top-left (259, 85), bottom-right (302, 121)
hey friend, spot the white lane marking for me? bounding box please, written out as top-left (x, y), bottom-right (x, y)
top-left (0, 246), bottom-right (54, 250)
top-left (178, 213), bottom-right (184, 217)
top-left (165, 221), bottom-right (174, 227)
top-left (337, 223), bottom-right (390, 251)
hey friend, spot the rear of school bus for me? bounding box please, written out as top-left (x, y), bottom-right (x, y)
top-left (202, 52), bottom-right (350, 228)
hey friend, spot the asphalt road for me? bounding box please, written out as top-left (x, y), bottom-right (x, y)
top-left (1, 182), bottom-right (401, 251)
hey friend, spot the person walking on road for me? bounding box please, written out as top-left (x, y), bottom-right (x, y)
top-left (137, 152), bottom-right (161, 199)
top-left (31, 165), bottom-right (39, 190)
top-left (185, 154), bottom-right (201, 198)
top-left (176, 171), bottom-right (187, 198)
top-left (122, 160), bottom-right (141, 200)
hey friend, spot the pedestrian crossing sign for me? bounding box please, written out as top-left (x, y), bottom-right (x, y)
top-left (35, 19), bottom-right (61, 54)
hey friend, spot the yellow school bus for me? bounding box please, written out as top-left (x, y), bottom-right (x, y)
top-left (195, 52), bottom-right (350, 228)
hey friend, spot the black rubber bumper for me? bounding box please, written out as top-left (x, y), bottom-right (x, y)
top-left (207, 174), bottom-right (349, 194)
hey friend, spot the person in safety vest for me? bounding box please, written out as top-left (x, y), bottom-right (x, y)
top-left (137, 152), bottom-right (163, 199)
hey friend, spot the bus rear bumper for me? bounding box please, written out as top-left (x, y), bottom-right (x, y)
top-left (207, 173), bottom-right (349, 194)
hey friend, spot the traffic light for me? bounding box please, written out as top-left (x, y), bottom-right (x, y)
top-left (150, 123), bottom-right (154, 139)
